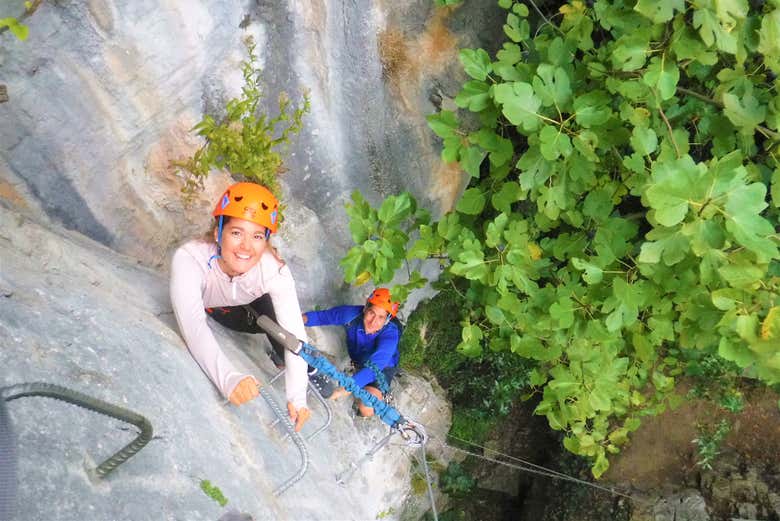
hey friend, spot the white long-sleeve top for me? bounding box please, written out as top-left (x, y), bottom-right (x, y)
top-left (169, 239), bottom-right (308, 409)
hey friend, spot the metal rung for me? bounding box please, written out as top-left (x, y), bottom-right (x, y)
top-left (268, 369), bottom-right (332, 441)
top-left (258, 386), bottom-right (309, 496)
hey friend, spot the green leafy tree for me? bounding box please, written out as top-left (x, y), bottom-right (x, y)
top-left (340, 190), bottom-right (431, 302)
top-left (173, 36), bottom-right (310, 198)
top-left (342, 0), bottom-right (780, 477)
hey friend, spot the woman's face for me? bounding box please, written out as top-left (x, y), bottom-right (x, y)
top-left (214, 217), bottom-right (268, 277)
top-left (363, 304), bottom-right (389, 334)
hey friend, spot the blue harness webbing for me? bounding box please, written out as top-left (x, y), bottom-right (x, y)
top-left (363, 359), bottom-right (390, 395)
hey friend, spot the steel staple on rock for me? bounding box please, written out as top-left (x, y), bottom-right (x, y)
top-left (1, 382), bottom-right (153, 479)
top-left (258, 385), bottom-right (310, 496)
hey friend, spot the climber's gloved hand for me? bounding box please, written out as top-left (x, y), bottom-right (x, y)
top-left (329, 387), bottom-right (350, 401)
top-left (286, 402), bottom-right (311, 432)
top-left (228, 376), bottom-right (260, 406)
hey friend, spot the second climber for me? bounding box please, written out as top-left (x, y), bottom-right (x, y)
top-left (302, 288), bottom-right (402, 417)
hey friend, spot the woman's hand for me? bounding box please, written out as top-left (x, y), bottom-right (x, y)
top-left (287, 402), bottom-right (311, 432)
top-left (228, 376), bottom-right (260, 405)
top-left (329, 387), bottom-right (350, 401)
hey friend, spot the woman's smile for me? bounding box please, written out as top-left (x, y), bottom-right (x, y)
top-left (215, 218), bottom-right (268, 277)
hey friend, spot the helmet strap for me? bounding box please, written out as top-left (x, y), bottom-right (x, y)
top-left (208, 215), bottom-right (225, 269)
top-left (217, 215), bottom-right (225, 252)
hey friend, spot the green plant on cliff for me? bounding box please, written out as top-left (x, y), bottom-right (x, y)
top-left (0, 1), bottom-right (42, 43)
top-left (0, 16), bottom-right (27, 41)
top-left (340, 190), bottom-right (431, 302)
top-left (199, 479), bottom-right (228, 507)
top-left (399, 288), bottom-right (533, 444)
top-left (173, 36), bottom-right (310, 199)
top-left (693, 418), bottom-right (731, 470)
top-left (342, 0), bottom-right (780, 478)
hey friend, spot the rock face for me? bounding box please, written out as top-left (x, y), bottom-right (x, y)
top-left (0, 0), bottom-right (504, 307)
top-left (0, 203), bottom-right (451, 520)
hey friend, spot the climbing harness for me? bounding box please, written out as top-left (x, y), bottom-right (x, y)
top-left (364, 359), bottom-right (390, 396)
top-left (254, 314), bottom-right (427, 446)
top-left (0, 382), bottom-right (153, 479)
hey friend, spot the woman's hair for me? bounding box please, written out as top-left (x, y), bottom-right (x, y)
top-left (203, 216), bottom-right (286, 269)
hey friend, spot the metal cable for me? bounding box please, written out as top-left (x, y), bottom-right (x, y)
top-left (1, 382), bottom-right (153, 479)
top-left (418, 442), bottom-right (438, 521)
top-left (428, 434), bottom-right (650, 504)
top-left (335, 430), bottom-right (394, 485)
top-left (445, 433), bottom-right (591, 483)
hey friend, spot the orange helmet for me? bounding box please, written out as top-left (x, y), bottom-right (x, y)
top-left (213, 182), bottom-right (279, 234)
top-left (367, 288), bottom-right (400, 318)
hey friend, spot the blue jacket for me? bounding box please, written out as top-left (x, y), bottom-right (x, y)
top-left (304, 305), bottom-right (400, 388)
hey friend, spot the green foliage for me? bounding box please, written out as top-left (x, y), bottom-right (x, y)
top-left (434, 0), bottom-right (463, 6)
top-left (685, 349), bottom-right (745, 413)
top-left (440, 462), bottom-right (476, 497)
top-left (375, 507), bottom-right (396, 519)
top-left (0, 17), bottom-right (28, 40)
top-left (341, 0), bottom-right (780, 478)
top-left (340, 190), bottom-right (431, 302)
top-left (399, 287), bottom-right (465, 372)
top-left (693, 419), bottom-right (731, 471)
top-left (410, 453), bottom-right (441, 497)
top-left (199, 479), bottom-right (228, 507)
top-left (400, 289), bottom-right (530, 445)
top-left (410, 472), bottom-right (430, 496)
top-left (173, 36), bottom-right (310, 199)
top-left (450, 408), bottom-right (496, 446)
top-left (1, 1), bottom-right (42, 43)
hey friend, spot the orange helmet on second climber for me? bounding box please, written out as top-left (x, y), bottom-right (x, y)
top-left (367, 288), bottom-right (400, 317)
top-left (213, 182), bottom-right (279, 234)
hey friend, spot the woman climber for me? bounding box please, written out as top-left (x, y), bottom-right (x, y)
top-left (302, 288), bottom-right (402, 417)
top-left (170, 182), bottom-right (325, 432)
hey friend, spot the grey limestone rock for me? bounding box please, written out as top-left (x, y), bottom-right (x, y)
top-left (0, 202), bottom-right (451, 520)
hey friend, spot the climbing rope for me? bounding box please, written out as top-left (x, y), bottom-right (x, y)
top-left (1, 382), bottom-right (153, 479)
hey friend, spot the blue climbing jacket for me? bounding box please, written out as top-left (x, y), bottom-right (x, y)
top-left (304, 305), bottom-right (400, 388)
